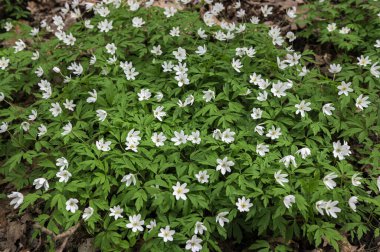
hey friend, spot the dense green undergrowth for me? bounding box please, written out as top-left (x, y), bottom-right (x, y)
top-left (0, 0), bottom-right (380, 251)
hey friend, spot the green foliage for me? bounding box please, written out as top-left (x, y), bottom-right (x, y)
top-left (0, 2), bottom-right (380, 251)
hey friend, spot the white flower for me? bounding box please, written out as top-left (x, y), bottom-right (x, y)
top-left (172, 182), bottom-right (189, 200)
top-left (164, 7), bottom-right (177, 18)
top-left (153, 106), bottom-right (166, 121)
top-left (90, 55), bottom-right (97, 65)
top-left (377, 176), bottom-right (380, 192)
top-left (197, 28), bottom-right (207, 39)
top-left (82, 207), bottom-right (94, 221)
top-left (236, 197), bottom-right (253, 212)
top-left (132, 17), bottom-right (145, 28)
top-left (158, 226), bottom-right (175, 242)
top-left (256, 143), bottom-right (269, 157)
top-left (255, 124), bottom-right (265, 135)
top-left (250, 16), bottom-right (260, 24)
top-left (28, 110), bottom-right (37, 121)
top-left (84, 20), bottom-right (94, 29)
top-left (352, 173), bottom-right (362, 186)
top-left (151, 45), bottom-right (162, 56)
top-left (261, 5), bottom-right (273, 17)
top-left (322, 103), bottom-right (335, 116)
top-left (202, 90), bottom-right (215, 102)
top-left (324, 200), bottom-right (341, 218)
top-left (188, 131), bottom-right (201, 144)
top-left (21, 122), bottom-right (30, 132)
top-left (87, 89), bottom-right (97, 103)
top-left (126, 214), bottom-right (144, 232)
top-left (33, 178), bottom-right (49, 191)
top-left (232, 58), bottom-right (242, 72)
top-left (216, 212), bottom-right (229, 227)
top-left (286, 31), bottom-right (296, 42)
top-left (286, 6), bottom-right (297, 18)
top-left (170, 27), bottom-right (180, 37)
top-left (151, 132), bottom-right (167, 147)
top-left (370, 62), bottom-right (380, 78)
top-left (173, 47), bottom-right (186, 62)
top-left (216, 157), bottom-right (234, 175)
top-left (348, 196), bottom-right (358, 212)
top-left (66, 198), bottom-right (79, 213)
top-left (0, 122), bottom-right (8, 134)
top-left (333, 140), bottom-right (351, 160)
top-left (38, 124), bottom-right (47, 137)
top-left (298, 66), bottom-right (309, 77)
top-left (0, 92), bottom-right (4, 102)
top-left (162, 61), bottom-right (174, 72)
top-left (96, 138), bottom-right (111, 151)
top-left (266, 126), bottom-right (282, 140)
top-left (67, 62), bottom-right (83, 75)
top-left (105, 43), bottom-right (117, 55)
top-left (156, 92), bottom-right (164, 101)
top-left (49, 103), bottom-right (62, 117)
top-left (279, 155), bottom-right (297, 168)
top-left (195, 170), bottom-right (209, 184)
top-left (195, 45), bottom-right (207, 56)
top-left (357, 55), bottom-right (372, 67)
top-left (337, 81), bottom-right (353, 96)
top-left (323, 172), bottom-right (338, 190)
top-left (355, 94), bottom-right (370, 110)
top-left (221, 128), bottom-right (235, 143)
top-left (296, 147), bottom-right (311, 159)
top-left (4, 22), bottom-right (13, 31)
top-left (56, 170), bottom-right (71, 183)
top-left (315, 200), bottom-right (327, 215)
top-left (283, 195), bottom-right (296, 209)
top-left (194, 221), bottom-right (207, 235)
top-left (274, 170), bottom-right (288, 187)
top-left (0, 57), bottom-right (10, 70)
top-left (171, 130), bottom-right (188, 145)
top-left (56, 157), bottom-right (68, 170)
top-left (62, 99), bottom-right (75, 111)
top-left (137, 89), bottom-right (151, 101)
top-left (327, 23), bottom-right (337, 32)
top-left (13, 39), bottom-right (26, 53)
top-left (328, 63), bottom-right (342, 74)
top-left (109, 205), bottom-right (123, 220)
top-left (121, 173), bottom-right (137, 187)
top-left (96, 109), bottom-right (107, 122)
top-left (98, 19), bottom-right (113, 32)
top-left (339, 27), bottom-right (350, 34)
top-left (375, 40), bottom-right (380, 48)
top-left (250, 108), bottom-right (263, 120)
top-left (8, 192), bottom-right (23, 209)
top-left (185, 235), bottom-right (202, 252)
top-left (295, 100), bottom-right (311, 117)
top-left (146, 220), bottom-right (156, 232)
top-left (62, 122), bottom-right (72, 136)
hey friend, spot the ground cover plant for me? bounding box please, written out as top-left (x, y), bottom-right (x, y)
top-left (1, 0), bottom-right (380, 251)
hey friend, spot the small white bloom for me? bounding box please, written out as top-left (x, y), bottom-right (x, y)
top-left (283, 195), bottom-right (296, 209)
top-left (158, 226), bottom-right (175, 242)
top-left (109, 205), bottom-right (123, 220)
top-left (324, 200), bottom-right (341, 218)
top-left (322, 103), bottom-right (335, 116)
top-left (348, 196), bottom-right (358, 212)
top-left (296, 147), bottom-right (311, 159)
top-left (82, 207), bottom-right (94, 221)
top-left (171, 130), bottom-right (188, 145)
top-left (232, 58), bottom-right (242, 72)
top-left (221, 128), bottom-right (235, 143)
top-left (38, 124), bottom-right (47, 137)
top-left (256, 143), bottom-right (269, 157)
top-left (355, 94), bottom-right (370, 110)
top-left (121, 173), bottom-right (137, 187)
top-left (352, 173), bottom-right (362, 186)
top-left (236, 197), bottom-right (253, 212)
top-left (96, 109), bottom-right (107, 122)
top-left (87, 89), bottom-right (97, 103)
top-left (33, 178), bottom-right (49, 191)
top-left (216, 212), bottom-right (229, 227)
top-left (323, 172), bottom-right (338, 190)
top-left (295, 100), bottom-right (311, 117)
top-left (274, 170), bottom-right (288, 187)
top-left (8, 192), bottom-right (23, 209)
top-left (279, 155), bottom-right (297, 168)
top-left (49, 103), bottom-right (62, 117)
top-left (216, 157), bottom-right (234, 175)
top-left (66, 198), bottom-right (79, 213)
top-left (333, 140), bottom-right (351, 160)
top-left (126, 214), bottom-right (144, 232)
top-left (172, 182), bottom-right (189, 200)
top-left (195, 170), bottom-right (209, 184)
top-left (185, 235), bottom-right (202, 252)
top-left (337, 81), bottom-right (353, 96)
top-left (266, 126), bottom-right (282, 140)
top-left (0, 57), bottom-right (10, 70)
top-left (61, 122), bottom-right (72, 136)
top-left (151, 132), bottom-right (167, 147)
top-left (96, 138), bottom-right (111, 151)
top-left (328, 63), bottom-right (342, 74)
top-left (56, 170), bottom-right (71, 183)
